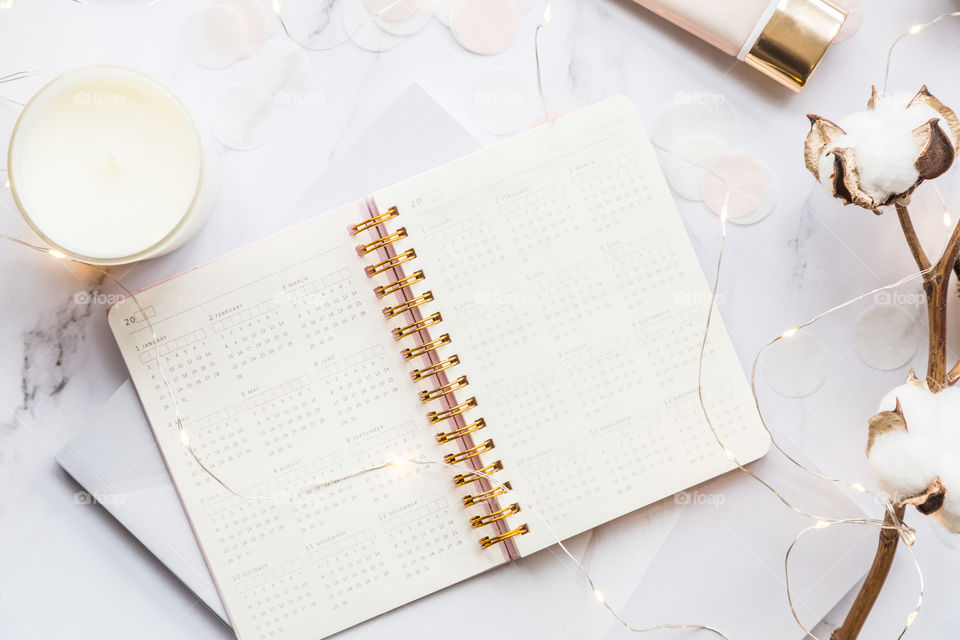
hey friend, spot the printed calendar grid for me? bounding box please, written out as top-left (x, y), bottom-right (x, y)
top-left (318, 346), bottom-right (385, 381)
top-left (236, 558), bottom-right (306, 594)
top-left (213, 299), bottom-right (281, 333)
top-left (244, 376), bottom-right (313, 409)
top-left (137, 328), bottom-right (206, 364)
top-left (203, 480), bottom-right (275, 517)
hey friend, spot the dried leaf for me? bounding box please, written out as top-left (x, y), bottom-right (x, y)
top-left (868, 85), bottom-right (878, 110)
top-left (913, 117), bottom-right (956, 180)
top-left (907, 368), bottom-right (929, 389)
top-left (901, 477), bottom-right (946, 515)
top-left (866, 398), bottom-right (907, 455)
top-left (830, 147), bottom-right (881, 213)
top-left (804, 114), bottom-right (845, 179)
top-left (948, 362), bottom-right (960, 387)
top-left (908, 85), bottom-right (960, 148)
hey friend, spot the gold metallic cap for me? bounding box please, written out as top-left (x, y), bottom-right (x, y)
top-left (744, 0), bottom-right (846, 92)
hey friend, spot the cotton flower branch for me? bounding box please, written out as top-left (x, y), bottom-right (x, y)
top-left (803, 86), bottom-right (960, 640)
top-left (805, 86), bottom-right (960, 214)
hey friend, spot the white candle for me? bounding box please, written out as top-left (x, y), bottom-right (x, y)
top-left (7, 66), bottom-right (217, 265)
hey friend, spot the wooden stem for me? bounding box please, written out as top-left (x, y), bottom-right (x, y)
top-left (895, 204), bottom-right (932, 273)
top-left (831, 204), bottom-right (960, 640)
top-left (830, 506), bottom-right (906, 640)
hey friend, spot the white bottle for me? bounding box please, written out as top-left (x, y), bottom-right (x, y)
top-left (631, 0), bottom-right (847, 91)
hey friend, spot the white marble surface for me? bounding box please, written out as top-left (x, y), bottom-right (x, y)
top-left (3, 0), bottom-right (960, 638)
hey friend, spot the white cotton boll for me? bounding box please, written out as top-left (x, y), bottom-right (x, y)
top-left (878, 384), bottom-right (940, 437)
top-left (935, 387), bottom-right (960, 440)
top-left (868, 430), bottom-right (940, 501)
top-left (832, 94), bottom-right (932, 202)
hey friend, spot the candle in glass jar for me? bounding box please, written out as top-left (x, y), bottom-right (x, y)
top-left (7, 66), bottom-right (217, 265)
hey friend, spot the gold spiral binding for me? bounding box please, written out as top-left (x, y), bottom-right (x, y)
top-left (357, 228), bottom-right (407, 256)
top-left (411, 354), bottom-right (460, 381)
top-left (435, 417), bottom-right (486, 444)
top-left (463, 483), bottom-right (510, 506)
top-left (428, 397), bottom-right (477, 424)
top-left (470, 503), bottom-right (521, 528)
top-left (350, 206), bottom-right (398, 235)
top-left (420, 375), bottom-right (469, 403)
top-left (352, 205), bottom-right (529, 552)
top-left (480, 524), bottom-right (530, 549)
top-left (392, 312), bottom-right (442, 339)
top-left (374, 270), bottom-right (425, 298)
top-left (453, 460), bottom-right (503, 486)
top-left (383, 291), bottom-right (434, 318)
top-left (401, 333), bottom-right (451, 360)
top-left (365, 248), bottom-right (417, 278)
top-left (443, 438), bottom-right (494, 465)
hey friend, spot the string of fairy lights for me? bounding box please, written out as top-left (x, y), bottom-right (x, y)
top-left (2, 4), bottom-right (959, 638)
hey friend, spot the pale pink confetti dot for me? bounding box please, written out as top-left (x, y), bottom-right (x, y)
top-left (451, 0), bottom-right (523, 55)
top-left (699, 154), bottom-right (774, 223)
top-left (184, 0), bottom-right (274, 69)
top-left (831, 0), bottom-right (864, 43)
top-left (184, 5), bottom-right (250, 69)
top-left (367, 0), bottom-right (433, 36)
top-left (216, 0), bottom-right (277, 46)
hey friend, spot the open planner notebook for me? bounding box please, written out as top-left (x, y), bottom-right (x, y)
top-left (108, 96), bottom-right (770, 640)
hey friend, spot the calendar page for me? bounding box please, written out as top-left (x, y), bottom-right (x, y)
top-left (108, 201), bottom-right (504, 640)
top-left (372, 97), bottom-right (771, 557)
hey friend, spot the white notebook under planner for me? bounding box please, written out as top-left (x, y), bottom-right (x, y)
top-left (107, 96), bottom-right (770, 640)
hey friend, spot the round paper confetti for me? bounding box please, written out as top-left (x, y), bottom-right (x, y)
top-left (700, 154), bottom-right (776, 224)
top-left (762, 331), bottom-right (830, 398)
top-left (664, 133), bottom-right (725, 201)
top-left (470, 70), bottom-right (534, 135)
top-left (653, 100), bottom-right (737, 151)
top-left (343, 0), bottom-right (404, 52)
top-left (832, 0), bottom-right (864, 43)
top-left (368, 0), bottom-right (433, 36)
top-left (212, 84), bottom-right (275, 150)
top-left (183, 0), bottom-right (273, 69)
top-left (854, 304), bottom-right (920, 370)
top-left (450, 0), bottom-right (523, 55)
